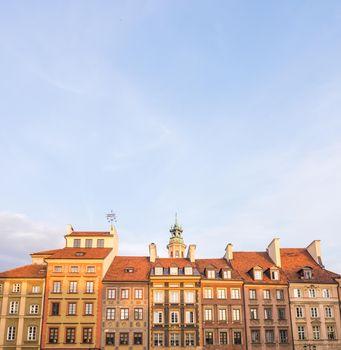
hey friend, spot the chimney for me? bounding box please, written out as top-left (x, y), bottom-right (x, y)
top-left (149, 243), bottom-right (157, 263)
top-left (66, 224), bottom-right (74, 235)
top-left (224, 243), bottom-right (233, 261)
top-left (267, 238), bottom-right (281, 267)
top-left (187, 244), bottom-right (196, 263)
top-left (307, 240), bottom-right (323, 267)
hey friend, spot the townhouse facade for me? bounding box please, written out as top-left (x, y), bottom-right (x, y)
top-left (0, 219), bottom-right (340, 350)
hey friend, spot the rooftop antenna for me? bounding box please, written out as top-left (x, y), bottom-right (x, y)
top-left (106, 210), bottom-right (117, 230)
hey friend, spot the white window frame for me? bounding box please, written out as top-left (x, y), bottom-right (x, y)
top-left (29, 304), bottom-right (39, 315)
top-left (27, 326), bottom-right (37, 341)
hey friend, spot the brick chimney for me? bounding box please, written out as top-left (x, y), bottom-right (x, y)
top-left (267, 238), bottom-right (281, 267)
top-left (187, 244), bottom-right (196, 263)
top-left (149, 243), bottom-right (157, 263)
top-left (224, 243), bottom-right (233, 261)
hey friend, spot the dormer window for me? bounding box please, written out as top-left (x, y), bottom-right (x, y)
top-left (207, 270), bottom-right (215, 279)
top-left (73, 239), bottom-right (81, 248)
top-left (253, 267), bottom-right (263, 280)
top-left (75, 252), bottom-right (85, 257)
top-left (155, 267), bottom-right (163, 275)
top-left (302, 267), bottom-right (313, 279)
top-left (124, 267), bottom-right (134, 273)
top-left (222, 269), bottom-right (232, 279)
top-left (184, 266), bottom-right (193, 275)
top-left (85, 239), bottom-right (93, 248)
top-left (270, 268), bottom-right (279, 280)
top-left (170, 267), bottom-right (178, 275)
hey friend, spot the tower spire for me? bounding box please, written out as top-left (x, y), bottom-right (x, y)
top-left (167, 213), bottom-right (186, 258)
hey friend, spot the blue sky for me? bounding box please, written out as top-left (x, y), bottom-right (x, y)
top-left (1, 1), bottom-right (341, 271)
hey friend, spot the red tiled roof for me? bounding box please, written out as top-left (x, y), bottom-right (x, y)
top-left (0, 264), bottom-right (46, 278)
top-left (280, 248), bottom-right (337, 283)
top-left (31, 249), bottom-right (62, 256)
top-left (152, 258), bottom-right (196, 268)
top-left (46, 248), bottom-right (112, 259)
top-left (196, 258), bottom-right (242, 280)
top-left (231, 251), bottom-right (287, 284)
top-left (104, 256), bottom-right (151, 282)
top-left (68, 231), bottom-right (112, 237)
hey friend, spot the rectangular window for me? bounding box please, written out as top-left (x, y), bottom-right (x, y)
top-left (106, 332), bottom-right (115, 345)
top-left (308, 288), bottom-right (316, 298)
top-left (32, 285), bottom-right (40, 293)
top-left (313, 326), bottom-right (320, 340)
top-left (203, 288), bottom-right (213, 299)
top-left (68, 281), bottom-right (78, 293)
top-left (9, 301), bottom-right (19, 314)
top-left (185, 332), bottom-right (195, 346)
top-left (0, 283), bottom-right (3, 294)
top-left (48, 328), bottom-right (58, 344)
top-left (70, 265), bottom-right (79, 273)
top-left (120, 333), bottom-right (129, 345)
top-left (250, 308), bottom-right (258, 320)
top-left (278, 308), bottom-right (286, 320)
top-left (310, 307), bottom-right (318, 318)
top-left (153, 290), bottom-right (164, 303)
top-left (204, 308), bottom-right (213, 321)
top-left (170, 311), bottom-right (179, 324)
top-left (153, 311), bottom-right (163, 324)
top-left (170, 333), bottom-right (180, 346)
top-left (106, 308), bottom-right (115, 320)
top-left (249, 289), bottom-right (257, 299)
top-left (170, 267), bottom-right (178, 275)
top-left (27, 326), bottom-right (37, 341)
top-left (12, 283), bottom-right (21, 293)
top-left (207, 270), bottom-right (215, 278)
top-left (184, 266), bottom-right (193, 275)
top-left (85, 239), bottom-right (93, 248)
top-left (121, 288), bottom-right (129, 299)
top-left (218, 308), bottom-right (227, 321)
top-left (82, 327), bottom-right (93, 344)
top-left (325, 306), bottom-right (333, 318)
top-left (251, 330), bottom-right (260, 343)
top-left (298, 326), bottom-right (305, 340)
top-left (217, 288), bottom-right (227, 299)
top-left (279, 329), bottom-right (288, 343)
top-left (86, 266), bottom-right (95, 273)
top-left (185, 310), bottom-right (194, 323)
top-left (68, 302), bottom-right (76, 315)
top-left (134, 289), bottom-right (143, 299)
top-left (73, 239), bottom-right (81, 247)
top-left (134, 308), bottom-right (143, 320)
top-left (7, 326), bottom-right (16, 341)
top-left (263, 289), bottom-right (271, 299)
top-left (134, 332), bottom-right (143, 345)
top-left (86, 281), bottom-right (94, 293)
top-left (232, 308), bottom-right (241, 321)
top-left (185, 290), bottom-right (195, 303)
top-left (52, 281), bottom-right (61, 293)
top-left (154, 333), bottom-right (163, 346)
top-left (29, 304), bottom-right (39, 315)
top-left (327, 326), bottom-right (336, 340)
top-left (65, 328), bottom-right (76, 344)
top-left (121, 308), bottom-right (129, 320)
top-left (231, 288), bottom-right (241, 299)
top-left (205, 331), bottom-right (213, 345)
top-left (254, 270), bottom-right (262, 280)
top-left (97, 239), bottom-right (105, 247)
top-left (294, 288), bottom-right (302, 298)
top-left (271, 269), bottom-right (279, 280)
top-left (265, 330), bottom-right (274, 343)
top-left (54, 266), bottom-right (62, 272)
top-left (219, 331), bottom-right (228, 345)
top-left (296, 306), bottom-right (303, 318)
top-left (323, 288), bottom-right (330, 298)
top-left (276, 289), bottom-right (284, 300)
top-left (169, 291), bottom-right (180, 303)
top-left (84, 303), bottom-right (93, 315)
top-left (107, 288), bottom-right (116, 299)
top-left (223, 269), bottom-right (232, 279)
top-left (155, 267), bottom-right (163, 275)
top-left (51, 302), bottom-right (59, 316)
top-left (233, 331), bottom-right (242, 345)
top-left (264, 308), bottom-right (272, 320)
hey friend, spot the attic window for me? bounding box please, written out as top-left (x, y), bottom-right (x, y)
top-left (270, 269), bottom-right (279, 280)
top-left (184, 266), bottom-right (193, 275)
top-left (125, 267), bottom-right (134, 273)
top-left (207, 270), bottom-right (215, 279)
top-left (253, 268), bottom-right (263, 280)
top-left (170, 267), bottom-right (178, 275)
top-left (155, 267), bottom-right (163, 275)
top-left (302, 267), bottom-right (313, 279)
top-left (75, 252), bottom-right (85, 256)
top-left (222, 270), bottom-right (232, 279)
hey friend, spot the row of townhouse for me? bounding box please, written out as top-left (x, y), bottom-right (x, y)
top-left (0, 220), bottom-right (340, 350)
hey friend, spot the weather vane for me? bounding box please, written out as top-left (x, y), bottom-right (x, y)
top-left (106, 210), bottom-right (117, 228)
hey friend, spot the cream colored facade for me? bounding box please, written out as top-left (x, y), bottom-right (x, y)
top-left (289, 282), bottom-right (341, 350)
top-left (0, 276), bottom-right (45, 350)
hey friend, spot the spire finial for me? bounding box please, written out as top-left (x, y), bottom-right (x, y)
top-left (106, 210), bottom-right (117, 230)
top-left (175, 212), bottom-right (178, 226)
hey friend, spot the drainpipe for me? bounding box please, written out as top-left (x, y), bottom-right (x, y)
top-left (286, 283), bottom-right (295, 350)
